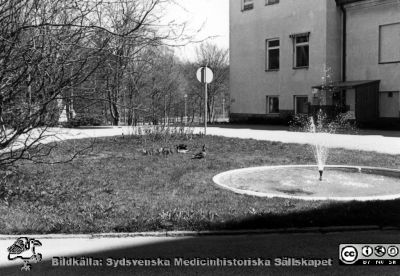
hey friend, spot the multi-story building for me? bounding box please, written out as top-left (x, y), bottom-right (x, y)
top-left (229, 0), bottom-right (400, 126)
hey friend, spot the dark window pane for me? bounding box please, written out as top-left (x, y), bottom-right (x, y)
top-left (269, 49), bottom-right (279, 70)
top-left (243, 3), bottom-right (253, 10)
top-left (296, 45), bottom-right (309, 67)
top-left (296, 97), bottom-right (309, 114)
top-left (266, 0), bottom-right (279, 5)
top-left (269, 97), bottom-right (279, 113)
top-left (268, 40), bottom-right (279, 47)
top-left (243, 0), bottom-right (254, 10)
top-left (296, 36), bottom-right (309, 44)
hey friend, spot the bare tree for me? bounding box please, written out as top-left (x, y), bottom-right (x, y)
top-left (0, 0), bottom-right (104, 166)
top-left (195, 42), bottom-right (229, 123)
top-left (0, 0), bottom-right (190, 167)
top-left (68, 0), bottom-right (194, 126)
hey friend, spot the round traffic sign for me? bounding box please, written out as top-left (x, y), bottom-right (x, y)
top-left (196, 67), bottom-right (213, 84)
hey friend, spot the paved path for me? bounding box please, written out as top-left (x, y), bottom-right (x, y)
top-left (41, 126), bottom-right (400, 155)
top-left (1, 230), bottom-right (400, 275)
top-left (206, 127), bottom-right (400, 155)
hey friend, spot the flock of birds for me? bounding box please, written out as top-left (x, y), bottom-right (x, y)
top-left (141, 144), bottom-right (206, 159)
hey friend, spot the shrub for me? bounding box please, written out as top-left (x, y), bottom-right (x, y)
top-left (62, 114), bottom-right (103, 128)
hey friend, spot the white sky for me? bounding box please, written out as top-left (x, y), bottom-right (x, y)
top-left (165, 0), bottom-right (229, 62)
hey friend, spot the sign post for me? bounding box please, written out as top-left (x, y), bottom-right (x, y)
top-left (196, 66), bottom-right (213, 135)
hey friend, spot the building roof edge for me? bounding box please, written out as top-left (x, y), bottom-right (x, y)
top-left (335, 0), bottom-right (365, 5)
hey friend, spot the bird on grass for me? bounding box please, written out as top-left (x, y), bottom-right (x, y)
top-left (162, 147), bottom-right (174, 156)
top-left (140, 148), bottom-right (155, 156)
top-left (176, 144), bottom-right (188, 154)
top-left (192, 145), bottom-right (206, 159)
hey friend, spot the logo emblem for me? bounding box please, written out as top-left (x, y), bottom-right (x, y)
top-left (341, 246), bottom-right (358, 264)
top-left (374, 246), bottom-right (386, 257)
top-left (387, 246), bottom-right (399, 257)
top-left (7, 237), bottom-right (42, 271)
top-left (362, 246), bottom-right (373, 257)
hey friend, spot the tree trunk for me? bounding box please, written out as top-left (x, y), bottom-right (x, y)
top-left (111, 102), bottom-right (119, 126)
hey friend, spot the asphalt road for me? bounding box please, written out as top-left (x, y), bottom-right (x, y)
top-left (1, 230), bottom-right (400, 276)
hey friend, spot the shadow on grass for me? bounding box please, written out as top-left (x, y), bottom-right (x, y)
top-left (110, 199), bottom-right (400, 234)
top-left (212, 199), bottom-right (400, 231)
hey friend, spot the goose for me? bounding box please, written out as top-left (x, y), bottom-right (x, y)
top-left (156, 148), bottom-right (164, 155)
top-left (176, 144), bottom-right (189, 154)
top-left (162, 147), bottom-right (174, 156)
top-left (192, 145), bottom-right (206, 159)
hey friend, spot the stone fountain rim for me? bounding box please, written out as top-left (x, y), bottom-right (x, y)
top-left (212, 165), bottom-right (400, 202)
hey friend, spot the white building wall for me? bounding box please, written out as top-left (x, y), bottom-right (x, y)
top-left (230, 0), bottom-right (342, 118)
top-left (345, 0), bottom-right (400, 117)
top-left (326, 0), bottom-right (343, 82)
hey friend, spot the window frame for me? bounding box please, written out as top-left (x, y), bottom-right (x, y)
top-left (265, 38), bottom-right (280, 71)
top-left (265, 0), bottom-right (279, 5)
top-left (294, 95), bottom-right (309, 114)
top-left (242, 0), bottom-right (254, 11)
top-left (266, 95), bottom-right (280, 114)
top-left (291, 33), bottom-right (310, 69)
top-left (378, 22), bottom-right (400, 64)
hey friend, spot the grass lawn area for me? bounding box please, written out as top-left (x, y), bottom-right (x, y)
top-left (1, 134), bottom-right (400, 234)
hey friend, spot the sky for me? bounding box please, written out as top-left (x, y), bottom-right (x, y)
top-left (166, 0), bottom-right (229, 61)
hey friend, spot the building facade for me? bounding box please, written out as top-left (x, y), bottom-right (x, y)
top-left (229, 0), bottom-right (400, 126)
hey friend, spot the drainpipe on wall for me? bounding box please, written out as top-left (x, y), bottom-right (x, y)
top-left (340, 4), bottom-right (347, 82)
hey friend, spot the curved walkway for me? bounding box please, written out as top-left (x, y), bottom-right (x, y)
top-left (207, 127), bottom-right (400, 155)
top-left (42, 126), bottom-right (400, 155)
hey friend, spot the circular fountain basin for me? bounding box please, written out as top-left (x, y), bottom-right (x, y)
top-left (213, 165), bottom-right (400, 201)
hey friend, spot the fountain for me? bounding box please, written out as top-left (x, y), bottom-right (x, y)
top-left (212, 165), bottom-right (400, 201)
top-left (212, 110), bottom-right (400, 201)
top-left (290, 108), bottom-right (335, 181)
top-left (308, 115), bottom-right (328, 181)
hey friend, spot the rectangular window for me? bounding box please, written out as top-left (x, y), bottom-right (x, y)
top-left (267, 96), bottom-right (279, 114)
top-left (266, 0), bottom-right (279, 5)
top-left (379, 23), bottom-right (400, 63)
top-left (294, 96), bottom-right (309, 114)
top-left (266, 39), bottom-right (280, 70)
top-left (292, 33), bottom-right (310, 68)
top-left (242, 0), bottom-right (254, 11)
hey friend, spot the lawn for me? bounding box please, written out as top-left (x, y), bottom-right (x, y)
top-left (0, 133), bottom-right (400, 234)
